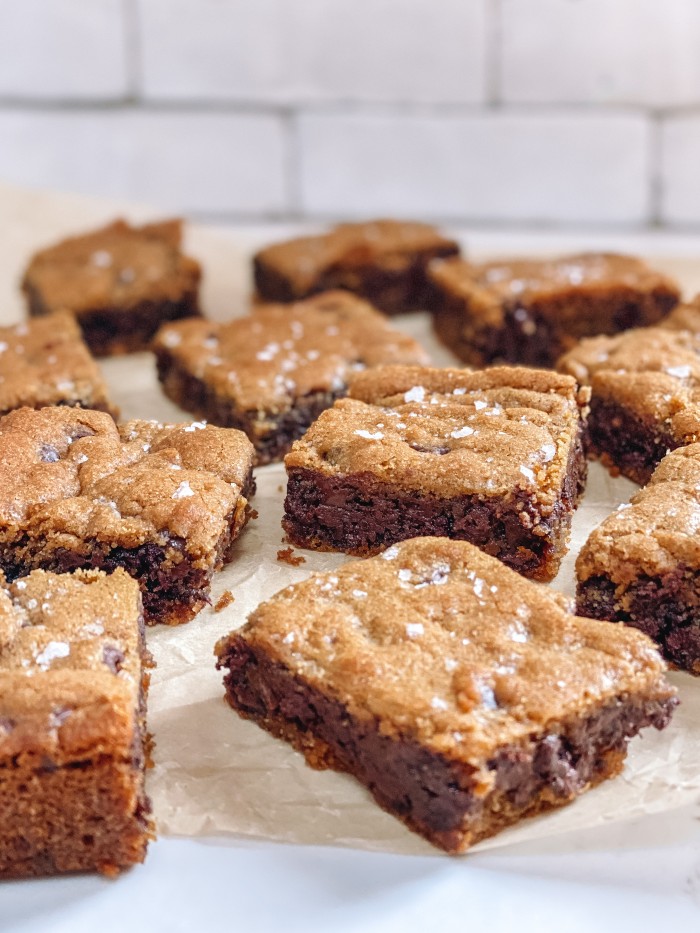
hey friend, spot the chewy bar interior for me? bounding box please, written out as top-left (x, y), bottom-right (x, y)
top-left (558, 309), bottom-right (700, 485)
top-left (22, 218), bottom-right (202, 357)
top-left (153, 291), bottom-right (429, 465)
top-left (283, 365), bottom-right (589, 581)
top-left (0, 312), bottom-right (117, 418)
top-left (253, 219), bottom-right (460, 314)
top-left (577, 442), bottom-right (700, 674)
top-left (0, 407), bottom-right (255, 625)
top-left (429, 252), bottom-right (680, 369)
top-left (216, 538), bottom-right (677, 854)
top-left (0, 568), bottom-right (152, 877)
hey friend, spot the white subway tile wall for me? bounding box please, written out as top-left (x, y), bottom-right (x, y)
top-left (0, 0), bottom-right (128, 99)
top-left (501, 0), bottom-right (700, 107)
top-left (0, 0), bottom-right (697, 226)
top-left (298, 112), bottom-right (650, 223)
top-left (139, 0), bottom-right (487, 103)
top-left (0, 110), bottom-right (287, 214)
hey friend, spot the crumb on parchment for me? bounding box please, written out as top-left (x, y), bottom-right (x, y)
top-left (276, 547), bottom-right (306, 567)
top-left (214, 590), bottom-right (235, 612)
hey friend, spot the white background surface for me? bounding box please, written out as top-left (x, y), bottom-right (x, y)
top-left (0, 183), bottom-right (700, 929)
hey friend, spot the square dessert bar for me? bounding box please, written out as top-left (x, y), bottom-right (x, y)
top-left (0, 312), bottom-right (116, 418)
top-left (153, 291), bottom-right (429, 465)
top-left (0, 568), bottom-right (152, 877)
top-left (216, 538), bottom-right (677, 853)
top-left (558, 306), bottom-right (700, 484)
top-left (429, 253), bottom-right (680, 368)
top-left (0, 407), bottom-right (255, 625)
top-left (253, 219), bottom-right (460, 314)
top-left (22, 218), bottom-right (201, 357)
top-left (283, 365), bottom-right (588, 581)
top-left (577, 442), bottom-right (700, 675)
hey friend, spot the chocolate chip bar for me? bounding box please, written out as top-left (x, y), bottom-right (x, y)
top-left (253, 219), bottom-right (459, 314)
top-left (558, 304), bottom-right (700, 484)
top-left (0, 407), bottom-right (255, 624)
top-left (577, 442), bottom-right (700, 674)
top-left (283, 365), bottom-right (588, 581)
top-left (0, 568), bottom-right (152, 876)
top-left (22, 219), bottom-right (202, 356)
top-left (216, 538), bottom-right (677, 853)
top-left (430, 253), bottom-right (680, 368)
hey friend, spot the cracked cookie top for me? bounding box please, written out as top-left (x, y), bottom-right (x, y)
top-left (0, 567), bottom-right (143, 762)
top-left (558, 318), bottom-right (700, 442)
top-left (578, 442), bottom-right (700, 583)
top-left (285, 365), bottom-right (588, 503)
top-left (0, 407), bottom-right (254, 559)
top-left (0, 313), bottom-right (115, 417)
top-left (153, 291), bottom-right (429, 414)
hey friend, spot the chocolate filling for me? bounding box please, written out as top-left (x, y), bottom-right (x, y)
top-left (155, 348), bottom-right (344, 464)
top-left (432, 288), bottom-right (678, 369)
top-left (283, 431), bottom-right (586, 582)
top-left (0, 468), bottom-right (253, 625)
top-left (577, 569), bottom-right (700, 675)
top-left (254, 245), bottom-right (459, 316)
top-left (585, 396), bottom-right (678, 485)
top-left (217, 638), bottom-right (676, 852)
top-left (25, 283), bottom-right (200, 357)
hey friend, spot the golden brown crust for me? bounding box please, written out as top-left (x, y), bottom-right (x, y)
top-left (254, 220), bottom-right (459, 295)
top-left (429, 252), bottom-right (680, 330)
top-left (219, 538), bottom-right (674, 763)
top-left (0, 567), bottom-right (153, 876)
top-left (0, 407), bottom-right (254, 560)
top-left (557, 320), bottom-right (700, 444)
top-left (285, 365), bottom-right (588, 503)
top-left (0, 313), bottom-right (116, 417)
top-left (0, 568), bottom-right (142, 763)
top-left (153, 291), bottom-right (430, 415)
top-left (577, 442), bottom-right (700, 583)
top-left (22, 218), bottom-right (201, 317)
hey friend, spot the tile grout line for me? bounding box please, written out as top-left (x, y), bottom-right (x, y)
top-left (122, 0), bottom-right (143, 101)
top-left (284, 110), bottom-right (303, 221)
top-left (485, 0), bottom-right (503, 107)
top-left (0, 98), bottom-right (693, 117)
top-left (648, 113), bottom-right (664, 227)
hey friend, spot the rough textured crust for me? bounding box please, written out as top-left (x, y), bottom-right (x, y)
top-left (0, 407), bottom-right (255, 624)
top-left (0, 568), bottom-right (153, 877)
top-left (253, 219), bottom-right (460, 314)
top-left (216, 538), bottom-right (676, 853)
top-left (283, 365), bottom-right (588, 579)
top-left (22, 219), bottom-right (202, 357)
top-left (558, 311), bottom-right (700, 483)
top-left (0, 312), bottom-right (117, 418)
top-left (153, 291), bottom-right (429, 464)
top-left (430, 252), bottom-right (680, 368)
top-left (577, 442), bottom-right (700, 673)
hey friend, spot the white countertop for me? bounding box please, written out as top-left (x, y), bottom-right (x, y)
top-left (1, 182), bottom-right (699, 932)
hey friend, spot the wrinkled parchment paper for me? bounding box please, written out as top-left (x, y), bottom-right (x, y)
top-left (2, 182), bottom-right (699, 857)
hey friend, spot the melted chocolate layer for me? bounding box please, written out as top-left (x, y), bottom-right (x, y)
top-left (578, 569), bottom-right (700, 675)
top-left (283, 432), bottom-right (586, 582)
top-left (218, 638), bottom-right (676, 852)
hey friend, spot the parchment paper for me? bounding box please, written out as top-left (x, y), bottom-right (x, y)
top-left (2, 182), bottom-right (699, 857)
